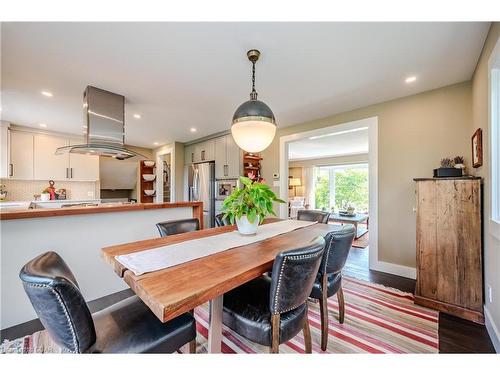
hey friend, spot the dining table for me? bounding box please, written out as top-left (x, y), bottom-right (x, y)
top-left (101, 218), bottom-right (344, 353)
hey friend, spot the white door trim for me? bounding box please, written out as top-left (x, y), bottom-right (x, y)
top-left (278, 116), bottom-right (414, 278)
top-left (155, 146), bottom-right (174, 203)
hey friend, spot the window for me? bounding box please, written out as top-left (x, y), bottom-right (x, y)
top-left (490, 38), bottom-right (500, 239)
top-left (314, 164), bottom-right (369, 212)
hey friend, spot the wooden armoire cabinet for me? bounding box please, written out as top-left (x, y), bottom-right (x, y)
top-left (414, 177), bottom-right (483, 323)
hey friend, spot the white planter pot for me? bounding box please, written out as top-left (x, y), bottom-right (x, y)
top-left (40, 193), bottom-right (50, 201)
top-left (236, 215), bottom-right (260, 235)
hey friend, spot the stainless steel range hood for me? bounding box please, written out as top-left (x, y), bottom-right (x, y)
top-left (55, 86), bottom-right (145, 160)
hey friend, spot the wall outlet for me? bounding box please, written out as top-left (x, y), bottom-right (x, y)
top-left (488, 285), bottom-right (493, 303)
top-left (273, 172), bottom-right (279, 179)
top-left (87, 191), bottom-right (94, 197)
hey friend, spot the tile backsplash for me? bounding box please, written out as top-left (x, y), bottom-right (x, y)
top-left (0, 179), bottom-right (100, 201)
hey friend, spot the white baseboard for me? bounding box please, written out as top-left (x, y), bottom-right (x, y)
top-left (369, 260), bottom-right (416, 280)
top-left (484, 305), bottom-right (500, 353)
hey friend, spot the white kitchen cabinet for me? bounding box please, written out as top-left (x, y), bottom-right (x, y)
top-left (195, 139), bottom-right (215, 162)
top-left (226, 134), bottom-right (241, 178)
top-left (0, 123), bottom-right (10, 178)
top-left (9, 131), bottom-right (34, 179)
top-left (184, 144), bottom-right (195, 165)
top-left (68, 138), bottom-right (99, 181)
top-left (202, 139), bottom-right (215, 162)
top-left (214, 134), bottom-right (241, 179)
top-left (34, 134), bottom-right (69, 180)
top-left (214, 136), bottom-right (227, 179)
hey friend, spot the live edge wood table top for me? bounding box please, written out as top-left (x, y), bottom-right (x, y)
top-left (101, 219), bottom-right (341, 324)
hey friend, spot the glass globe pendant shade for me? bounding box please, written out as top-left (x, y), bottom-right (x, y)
top-left (231, 119), bottom-right (276, 153)
top-left (231, 98), bottom-right (276, 153)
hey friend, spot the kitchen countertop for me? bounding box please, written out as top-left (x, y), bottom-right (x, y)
top-left (0, 199), bottom-right (101, 205)
top-left (0, 201), bottom-right (203, 220)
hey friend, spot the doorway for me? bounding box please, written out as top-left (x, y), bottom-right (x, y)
top-left (279, 117), bottom-right (378, 272)
top-left (155, 146), bottom-right (175, 203)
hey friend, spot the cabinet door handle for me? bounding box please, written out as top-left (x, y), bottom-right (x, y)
top-left (70, 168), bottom-right (73, 179)
top-left (191, 153), bottom-right (194, 163)
top-left (224, 164), bottom-right (228, 176)
top-left (9, 163), bottom-right (13, 177)
top-left (66, 168), bottom-right (69, 179)
top-left (201, 150), bottom-right (205, 161)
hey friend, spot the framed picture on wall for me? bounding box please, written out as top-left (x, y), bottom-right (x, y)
top-left (472, 128), bottom-right (483, 168)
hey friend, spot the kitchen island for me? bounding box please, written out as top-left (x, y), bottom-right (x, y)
top-left (0, 201), bottom-right (203, 329)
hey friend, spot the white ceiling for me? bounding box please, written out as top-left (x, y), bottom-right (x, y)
top-left (289, 127), bottom-right (368, 160)
top-left (0, 22), bottom-right (490, 148)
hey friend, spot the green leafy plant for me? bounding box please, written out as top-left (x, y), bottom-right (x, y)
top-left (221, 176), bottom-right (285, 224)
top-left (454, 156), bottom-right (464, 164)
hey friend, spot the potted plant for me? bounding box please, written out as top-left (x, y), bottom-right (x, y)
top-left (454, 156), bottom-right (466, 172)
top-left (41, 188), bottom-right (51, 201)
top-left (433, 157), bottom-right (463, 178)
top-left (221, 176), bottom-right (285, 235)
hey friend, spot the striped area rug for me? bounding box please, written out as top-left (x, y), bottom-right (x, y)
top-left (1, 276), bottom-right (438, 354)
top-left (188, 276), bottom-right (438, 354)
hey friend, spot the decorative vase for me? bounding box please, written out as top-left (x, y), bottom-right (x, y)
top-left (235, 215), bottom-right (260, 235)
top-left (0, 191), bottom-right (7, 201)
top-left (455, 163), bottom-right (466, 174)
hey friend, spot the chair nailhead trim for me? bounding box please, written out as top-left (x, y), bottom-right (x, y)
top-left (273, 248), bottom-right (324, 314)
top-left (23, 282), bottom-right (79, 353)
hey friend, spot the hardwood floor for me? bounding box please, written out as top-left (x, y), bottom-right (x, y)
top-left (1, 245), bottom-right (496, 353)
top-left (345, 246), bottom-right (495, 353)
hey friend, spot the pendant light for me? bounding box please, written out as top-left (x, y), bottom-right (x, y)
top-left (231, 49), bottom-right (276, 153)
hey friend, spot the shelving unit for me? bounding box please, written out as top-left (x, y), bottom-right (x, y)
top-left (138, 161), bottom-right (156, 203)
top-left (243, 153), bottom-right (263, 181)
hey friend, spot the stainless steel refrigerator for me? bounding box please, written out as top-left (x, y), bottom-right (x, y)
top-left (188, 162), bottom-right (215, 228)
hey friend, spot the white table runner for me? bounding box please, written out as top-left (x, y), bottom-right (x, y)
top-left (116, 220), bottom-right (317, 275)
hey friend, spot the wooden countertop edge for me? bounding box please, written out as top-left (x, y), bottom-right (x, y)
top-left (0, 201), bottom-right (203, 220)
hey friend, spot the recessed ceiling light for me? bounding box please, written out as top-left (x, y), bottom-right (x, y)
top-left (133, 114), bottom-right (141, 119)
top-left (153, 142), bottom-right (159, 146)
top-left (405, 76), bottom-right (417, 83)
top-left (190, 127), bottom-right (197, 133)
top-left (39, 123), bottom-right (47, 128)
top-left (41, 91), bottom-right (53, 97)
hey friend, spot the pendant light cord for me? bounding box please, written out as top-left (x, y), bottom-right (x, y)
top-left (250, 61), bottom-right (258, 100)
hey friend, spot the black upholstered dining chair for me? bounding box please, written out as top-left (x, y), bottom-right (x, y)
top-left (297, 209), bottom-right (330, 223)
top-left (156, 218), bottom-right (200, 237)
top-left (19, 251), bottom-right (197, 353)
top-left (310, 225), bottom-right (356, 351)
top-left (222, 236), bottom-right (325, 353)
top-left (215, 213), bottom-right (231, 227)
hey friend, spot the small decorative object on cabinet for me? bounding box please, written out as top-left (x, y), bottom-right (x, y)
top-left (138, 161), bottom-right (156, 203)
top-left (453, 155), bottom-right (466, 173)
top-left (414, 176), bottom-right (483, 323)
top-left (243, 152), bottom-right (263, 181)
top-left (433, 157), bottom-right (462, 178)
top-left (472, 128), bottom-right (483, 168)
